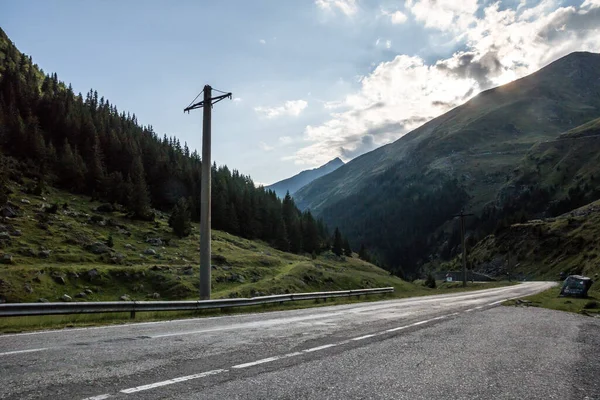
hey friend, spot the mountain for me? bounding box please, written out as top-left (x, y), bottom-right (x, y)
top-left (294, 52), bottom-right (600, 276)
top-left (266, 157), bottom-right (344, 198)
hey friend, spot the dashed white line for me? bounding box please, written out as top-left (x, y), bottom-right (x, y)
top-left (81, 394), bottom-right (111, 400)
top-left (120, 369), bottom-right (226, 394)
top-left (351, 333), bottom-right (378, 341)
top-left (303, 343), bottom-right (338, 352)
top-left (0, 348), bottom-right (48, 356)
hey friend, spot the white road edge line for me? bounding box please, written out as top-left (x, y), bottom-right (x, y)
top-left (351, 333), bottom-right (377, 341)
top-left (0, 348), bottom-right (48, 356)
top-left (81, 395), bottom-right (111, 400)
top-left (120, 369), bottom-right (227, 394)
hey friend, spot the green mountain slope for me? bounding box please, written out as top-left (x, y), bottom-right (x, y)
top-left (295, 52), bottom-right (600, 275)
top-left (466, 200), bottom-right (600, 281)
top-left (0, 184), bottom-right (410, 303)
top-left (497, 116), bottom-right (600, 219)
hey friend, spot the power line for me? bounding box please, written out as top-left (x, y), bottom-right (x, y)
top-left (185, 89), bottom-right (204, 110)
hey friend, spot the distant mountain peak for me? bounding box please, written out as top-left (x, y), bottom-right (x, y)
top-left (266, 158), bottom-right (345, 198)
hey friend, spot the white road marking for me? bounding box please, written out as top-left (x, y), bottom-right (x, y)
top-left (232, 356), bottom-right (284, 369)
top-left (81, 394), bottom-right (111, 400)
top-left (464, 308), bottom-right (476, 312)
top-left (303, 344), bottom-right (337, 352)
top-left (351, 333), bottom-right (377, 341)
top-left (120, 369), bottom-right (226, 394)
top-left (0, 348), bottom-right (48, 356)
top-left (489, 300), bottom-right (507, 306)
top-left (386, 325), bottom-right (408, 333)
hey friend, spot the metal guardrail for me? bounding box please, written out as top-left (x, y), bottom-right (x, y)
top-left (0, 287), bottom-right (394, 318)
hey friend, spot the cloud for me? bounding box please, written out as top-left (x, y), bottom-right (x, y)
top-left (290, 0), bottom-right (600, 166)
top-left (259, 142), bottom-right (274, 151)
top-left (381, 9), bottom-right (408, 24)
top-left (405, 0), bottom-right (479, 32)
top-left (315, 0), bottom-right (357, 16)
top-left (385, 40), bottom-right (392, 49)
top-left (259, 39), bottom-right (266, 45)
top-left (254, 100), bottom-right (308, 119)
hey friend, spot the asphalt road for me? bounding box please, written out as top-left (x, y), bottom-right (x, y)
top-left (1, 282), bottom-right (598, 400)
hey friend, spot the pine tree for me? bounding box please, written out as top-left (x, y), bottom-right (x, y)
top-left (332, 227), bottom-right (343, 257)
top-left (169, 197), bottom-right (192, 238)
top-left (128, 155), bottom-right (151, 219)
top-left (0, 155), bottom-right (9, 206)
top-left (358, 244), bottom-right (370, 262)
top-left (343, 238), bottom-right (352, 257)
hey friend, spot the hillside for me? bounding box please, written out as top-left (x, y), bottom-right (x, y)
top-left (294, 52), bottom-right (600, 275)
top-left (266, 157), bottom-right (344, 198)
top-left (0, 184), bottom-right (410, 303)
top-left (497, 116), bottom-right (600, 220)
top-left (0, 26), bottom-right (347, 258)
top-left (464, 200), bottom-right (600, 282)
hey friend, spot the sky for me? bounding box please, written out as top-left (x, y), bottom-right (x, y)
top-left (1, 0), bottom-right (600, 185)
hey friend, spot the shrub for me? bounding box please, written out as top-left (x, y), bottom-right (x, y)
top-left (424, 273), bottom-right (437, 289)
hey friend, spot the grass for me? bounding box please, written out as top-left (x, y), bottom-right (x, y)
top-left (0, 183), bottom-right (516, 333)
top-left (0, 280), bottom-right (514, 333)
top-left (504, 285), bottom-right (600, 317)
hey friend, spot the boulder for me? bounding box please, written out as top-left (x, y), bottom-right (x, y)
top-left (84, 288), bottom-right (93, 295)
top-left (86, 242), bottom-right (111, 255)
top-left (37, 298), bottom-right (49, 303)
top-left (74, 292), bottom-right (87, 298)
top-left (38, 249), bottom-right (52, 258)
top-left (0, 232), bottom-right (10, 241)
top-left (10, 229), bottom-right (22, 237)
top-left (24, 283), bottom-right (33, 293)
top-left (53, 275), bottom-right (66, 285)
top-left (1, 254), bottom-right (14, 264)
top-left (124, 244), bottom-right (134, 250)
top-left (60, 294), bottom-right (72, 302)
top-left (151, 292), bottom-right (160, 299)
top-left (144, 248), bottom-right (157, 256)
top-left (87, 268), bottom-right (99, 280)
top-left (119, 294), bottom-right (131, 301)
top-left (146, 238), bottom-right (163, 246)
top-left (20, 199), bottom-right (31, 205)
top-left (95, 203), bottom-right (115, 213)
top-left (0, 205), bottom-right (19, 218)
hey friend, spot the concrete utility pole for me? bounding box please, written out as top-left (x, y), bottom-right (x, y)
top-left (452, 211), bottom-right (474, 287)
top-left (184, 85), bottom-right (232, 300)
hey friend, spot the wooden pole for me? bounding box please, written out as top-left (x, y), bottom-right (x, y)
top-left (200, 85), bottom-right (212, 300)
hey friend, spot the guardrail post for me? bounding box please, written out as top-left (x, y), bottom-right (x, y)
top-left (130, 301), bottom-right (137, 319)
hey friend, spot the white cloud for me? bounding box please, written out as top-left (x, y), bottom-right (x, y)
top-left (254, 100), bottom-right (308, 119)
top-left (233, 97), bottom-right (242, 103)
top-left (259, 142), bottom-right (274, 151)
top-left (290, 0), bottom-right (600, 166)
top-left (259, 39), bottom-right (266, 44)
top-left (405, 0), bottom-right (479, 32)
top-left (385, 40), bottom-right (392, 49)
top-left (381, 9), bottom-right (408, 24)
top-left (315, 0), bottom-right (357, 16)
top-left (582, 0), bottom-right (600, 8)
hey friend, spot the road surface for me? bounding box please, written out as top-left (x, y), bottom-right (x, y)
top-left (1, 282), bottom-right (598, 399)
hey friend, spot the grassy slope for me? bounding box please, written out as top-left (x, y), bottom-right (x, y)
top-left (0, 179), bottom-right (418, 304)
top-left (467, 200), bottom-right (600, 280)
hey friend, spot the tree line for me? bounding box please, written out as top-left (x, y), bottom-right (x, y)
top-left (0, 27), bottom-right (353, 256)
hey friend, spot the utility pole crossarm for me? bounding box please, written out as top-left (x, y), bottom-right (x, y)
top-left (184, 93), bottom-right (232, 113)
